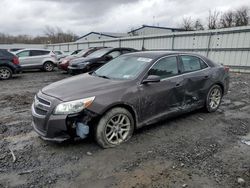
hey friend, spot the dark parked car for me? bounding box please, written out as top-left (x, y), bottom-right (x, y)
top-left (31, 51), bottom-right (229, 148)
top-left (68, 47), bottom-right (137, 75)
top-left (58, 47), bottom-right (106, 72)
top-left (0, 49), bottom-right (22, 80)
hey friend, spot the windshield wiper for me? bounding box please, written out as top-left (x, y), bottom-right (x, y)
top-left (92, 71), bottom-right (110, 79)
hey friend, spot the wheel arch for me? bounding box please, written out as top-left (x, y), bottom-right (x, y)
top-left (100, 103), bottom-right (138, 128)
top-left (213, 82), bottom-right (224, 95)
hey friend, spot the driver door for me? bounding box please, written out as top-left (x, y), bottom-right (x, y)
top-left (138, 56), bottom-right (185, 125)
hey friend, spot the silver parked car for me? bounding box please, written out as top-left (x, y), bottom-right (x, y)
top-left (15, 49), bottom-right (58, 72)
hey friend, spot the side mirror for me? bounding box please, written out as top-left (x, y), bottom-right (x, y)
top-left (104, 55), bottom-right (113, 61)
top-left (142, 75), bottom-right (161, 84)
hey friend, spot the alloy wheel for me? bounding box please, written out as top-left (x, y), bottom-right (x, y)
top-left (209, 88), bottom-right (222, 110)
top-left (105, 114), bottom-right (131, 145)
top-left (0, 68), bottom-right (11, 79)
top-left (44, 63), bottom-right (54, 72)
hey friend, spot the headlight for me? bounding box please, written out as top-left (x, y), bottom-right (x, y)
top-left (54, 96), bottom-right (95, 115)
top-left (80, 61), bottom-right (90, 66)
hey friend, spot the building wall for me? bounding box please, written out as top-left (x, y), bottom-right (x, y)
top-left (76, 33), bottom-right (116, 42)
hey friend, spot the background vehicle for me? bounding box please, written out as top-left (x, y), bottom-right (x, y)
top-left (58, 47), bottom-right (106, 72)
top-left (9, 48), bottom-right (24, 52)
top-left (31, 51), bottom-right (229, 148)
top-left (0, 49), bottom-right (22, 80)
top-left (14, 49), bottom-right (58, 72)
top-left (68, 47), bottom-right (137, 74)
top-left (54, 50), bottom-right (67, 60)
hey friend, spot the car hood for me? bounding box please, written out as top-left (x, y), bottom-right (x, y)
top-left (42, 73), bottom-right (129, 102)
top-left (70, 57), bottom-right (98, 65)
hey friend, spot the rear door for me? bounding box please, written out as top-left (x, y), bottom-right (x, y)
top-left (179, 55), bottom-right (213, 108)
top-left (16, 50), bottom-right (32, 68)
top-left (138, 55), bottom-right (186, 124)
top-left (29, 50), bottom-right (50, 67)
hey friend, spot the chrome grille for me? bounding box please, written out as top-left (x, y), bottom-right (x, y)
top-left (33, 95), bottom-right (51, 116)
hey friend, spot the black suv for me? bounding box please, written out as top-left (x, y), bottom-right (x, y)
top-left (0, 49), bottom-right (22, 80)
top-left (68, 47), bottom-right (137, 75)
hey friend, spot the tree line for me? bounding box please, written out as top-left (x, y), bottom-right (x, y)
top-left (0, 26), bottom-right (78, 44)
top-left (181, 6), bottom-right (249, 31)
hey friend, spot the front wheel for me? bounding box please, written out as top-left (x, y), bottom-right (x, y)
top-left (95, 107), bottom-right (134, 148)
top-left (0, 66), bottom-right (13, 80)
top-left (43, 62), bottom-right (54, 72)
top-left (205, 84), bottom-right (223, 112)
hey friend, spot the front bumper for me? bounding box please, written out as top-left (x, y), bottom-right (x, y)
top-left (68, 65), bottom-right (88, 74)
top-left (58, 62), bottom-right (69, 71)
top-left (31, 92), bottom-right (98, 142)
top-left (31, 102), bottom-right (70, 141)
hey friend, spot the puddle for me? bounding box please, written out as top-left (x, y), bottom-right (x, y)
top-left (241, 132), bottom-right (250, 146)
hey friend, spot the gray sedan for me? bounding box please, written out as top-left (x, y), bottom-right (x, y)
top-left (31, 51), bottom-right (229, 148)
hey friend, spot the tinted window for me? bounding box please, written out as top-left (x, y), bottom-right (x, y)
top-left (107, 51), bottom-right (121, 58)
top-left (149, 56), bottom-right (178, 79)
top-left (54, 51), bottom-right (62, 55)
top-left (0, 49), bottom-right (13, 57)
top-left (30, 50), bottom-right (50, 56)
top-left (180, 55), bottom-right (208, 73)
top-left (122, 49), bottom-right (133, 54)
top-left (17, 51), bottom-right (30, 57)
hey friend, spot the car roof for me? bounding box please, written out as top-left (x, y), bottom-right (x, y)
top-left (124, 51), bottom-right (217, 67)
top-left (126, 51), bottom-right (204, 58)
top-left (15, 48), bottom-right (51, 53)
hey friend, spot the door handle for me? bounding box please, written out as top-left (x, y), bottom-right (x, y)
top-left (175, 83), bottom-right (181, 87)
top-left (204, 75), bottom-right (209, 79)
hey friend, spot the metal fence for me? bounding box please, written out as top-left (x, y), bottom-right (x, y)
top-left (0, 43), bottom-right (46, 50)
top-left (47, 26), bottom-right (250, 72)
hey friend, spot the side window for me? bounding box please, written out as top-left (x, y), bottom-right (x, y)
top-left (17, 51), bottom-right (30, 57)
top-left (121, 49), bottom-right (132, 54)
top-left (30, 50), bottom-right (49, 56)
top-left (180, 55), bottom-right (208, 73)
top-left (107, 51), bottom-right (121, 58)
top-left (148, 56), bottom-right (178, 79)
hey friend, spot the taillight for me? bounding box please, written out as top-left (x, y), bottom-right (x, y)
top-left (224, 66), bottom-right (230, 72)
top-left (12, 57), bottom-right (19, 65)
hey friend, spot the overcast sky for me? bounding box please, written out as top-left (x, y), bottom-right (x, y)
top-left (0, 0), bottom-right (249, 36)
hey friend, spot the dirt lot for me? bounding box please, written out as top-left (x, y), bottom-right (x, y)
top-left (0, 70), bottom-right (250, 188)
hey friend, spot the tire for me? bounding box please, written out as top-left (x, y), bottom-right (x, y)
top-left (0, 66), bottom-right (13, 80)
top-left (205, 84), bottom-right (223, 112)
top-left (95, 107), bottom-right (134, 148)
top-left (43, 62), bottom-right (54, 72)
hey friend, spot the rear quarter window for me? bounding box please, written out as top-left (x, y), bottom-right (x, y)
top-left (30, 50), bottom-right (50, 56)
top-left (180, 55), bottom-right (208, 73)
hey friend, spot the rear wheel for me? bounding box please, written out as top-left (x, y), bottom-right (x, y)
top-left (0, 66), bottom-right (12, 80)
top-left (95, 107), bottom-right (134, 148)
top-left (43, 62), bottom-right (54, 72)
top-left (205, 84), bottom-right (223, 112)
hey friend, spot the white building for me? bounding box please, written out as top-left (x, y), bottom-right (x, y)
top-left (128, 25), bottom-right (186, 36)
top-left (75, 32), bottom-right (128, 42)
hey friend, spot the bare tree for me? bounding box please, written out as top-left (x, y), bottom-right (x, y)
top-left (194, 19), bottom-right (204, 30)
top-left (208, 10), bottom-right (220, 29)
top-left (182, 17), bottom-right (193, 31)
top-left (220, 11), bottom-right (234, 28)
top-left (234, 6), bottom-right (249, 26)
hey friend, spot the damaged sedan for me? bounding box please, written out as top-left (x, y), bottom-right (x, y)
top-left (31, 51), bottom-right (229, 148)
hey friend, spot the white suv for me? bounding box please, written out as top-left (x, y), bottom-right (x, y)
top-left (15, 49), bottom-right (58, 72)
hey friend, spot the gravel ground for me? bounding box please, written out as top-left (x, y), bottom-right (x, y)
top-left (0, 70), bottom-right (250, 188)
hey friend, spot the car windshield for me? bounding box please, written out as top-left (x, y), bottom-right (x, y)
top-left (87, 48), bottom-right (112, 58)
top-left (75, 49), bottom-right (89, 57)
top-left (94, 55), bottom-right (152, 80)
